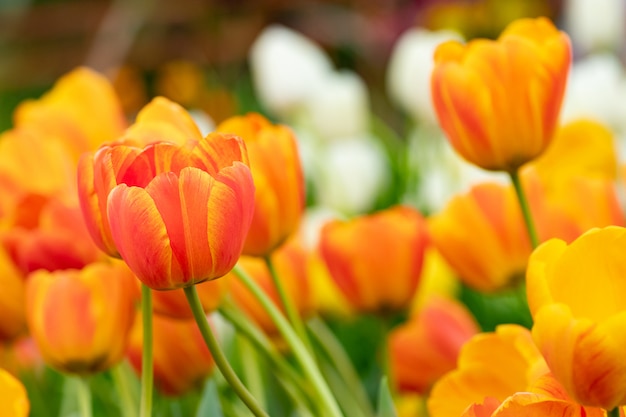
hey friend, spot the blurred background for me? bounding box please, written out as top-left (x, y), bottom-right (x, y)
top-left (0, 0), bottom-right (568, 131)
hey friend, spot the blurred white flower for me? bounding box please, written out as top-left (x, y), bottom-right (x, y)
top-left (386, 27), bottom-right (462, 125)
top-left (561, 53), bottom-right (626, 130)
top-left (314, 136), bottom-right (390, 215)
top-left (564, 0), bottom-right (625, 54)
top-left (249, 24), bottom-right (333, 117)
top-left (188, 109), bottom-right (215, 136)
top-left (304, 70), bottom-right (369, 140)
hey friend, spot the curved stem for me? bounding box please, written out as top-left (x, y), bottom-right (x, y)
top-left (218, 300), bottom-right (316, 411)
top-left (140, 284), bottom-right (153, 417)
top-left (264, 255), bottom-right (313, 352)
top-left (233, 264), bottom-right (344, 417)
top-left (183, 285), bottom-right (269, 417)
top-left (75, 377), bottom-right (93, 417)
top-left (509, 169), bottom-right (539, 249)
top-left (111, 362), bottom-right (138, 417)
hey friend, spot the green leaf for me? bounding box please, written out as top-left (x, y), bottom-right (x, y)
top-left (376, 376), bottom-right (398, 417)
top-left (195, 378), bottom-right (223, 417)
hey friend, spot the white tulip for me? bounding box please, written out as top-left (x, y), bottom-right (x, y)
top-left (304, 70), bottom-right (369, 140)
top-left (386, 27), bottom-right (462, 125)
top-left (248, 25), bottom-right (333, 117)
top-left (564, 0), bottom-right (625, 53)
top-left (314, 136), bottom-right (390, 215)
top-left (561, 53), bottom-right (626, 129)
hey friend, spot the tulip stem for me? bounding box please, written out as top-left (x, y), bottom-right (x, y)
top-left (233, 264), bottom-right (344, 417)
top-left (218, 300), bottom-right (317, 411)
top-left (140, 284), bottom-right (153, 417)
top-left (608, 408), bottom-right (621, 417)
top-left (510, 170), bottom-right (539, 248)
top-left (111, 362), bottom-right (138, 417)
top-left (75, 376), bottom-right (93, 417)
top-left (264, 255), bottom-right (314, 352)
top-left (183, 285), bottom-right (269, 417)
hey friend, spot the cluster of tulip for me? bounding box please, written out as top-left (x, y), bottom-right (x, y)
top-left (1, 13), bottom-right (625, 417)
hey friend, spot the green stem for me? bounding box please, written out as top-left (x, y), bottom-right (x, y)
top-left (237, 334), bottom-right (267, 410)
top-left (510, 169), bottom-right (539, 249)
top-left (140, 284), bottom-right (153, 417)
top-left (218, 300), bottom-right (316, 411)
top-left (233, 264), bottom-right (344, 417)
top-left (183, 285), bottom-right (269, 417)
top-left (308, 316), bottom-right (375, 417)
top-left (75, 376), bottom-right (93, 417)
top-left (264, 255), bottom-right (313, 352)
top-left (111, 362), bottom-right (138, 417)
top-left (608, 407), bottom-right (621, 417)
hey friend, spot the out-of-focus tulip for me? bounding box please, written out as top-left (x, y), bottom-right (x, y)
top-left (0, 337), bottom-right (44, 378)
top-left (527, 226), bottom-right (626, 409)
top-left (248, 25), bottom-right (332, 117)
top-left (121, 96), bottom-right (203, 147)
top-left (427, 324), bottom-right (549, 417)
top-left (155, 60), bottom-right (205, 109)
top-left (526, 119), bottom-right (617, 184)
top-left (319, 206), bottom-right (429, 313)
top-left (0, 368), bottom-right (29, 417)
top-left (428, 183), bottom-right (530, 292)
top-left (152, 277), bottom-right (229, 319)
top-left (26, 260), bottom-right (137, 374)
top-left (390, 296), bottom-right (479, 394)
top-left (13, 67), bottom-right (127, 157)
top-left (227, 236), bottom-right (313, 336)
top-left (431, 17), bottom-right (571, 172)
top-left (408, 247), bottom-right (460, 314)
top-left (564, 0), bottom-right (625, 54)
top-left (107, 64), bottom-right (148, 116)
top-left (127, 312), bottom-right (215, 396)
top-left (2, 196), bottom-right (104, 274)
top-left (304, 70), bottom-right (369, 140)
top-left (216, 113), bottom-right (305, 256)
top-left (460, 373), bottom-right (605, 417)
top-left (387, 27), bottom-right (461, 125)
top-left (78, 131), bottom-right (255, 289)
top-left (0, 247), bottom-right (26, 342)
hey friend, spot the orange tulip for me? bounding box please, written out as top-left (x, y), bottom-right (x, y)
top-left (460, 373), bottom-right (605, 417)
top-left (0, 247), bottom-right (26, 343)
top-left (427, 324), bottom-right (549, 417)
top-left (431, 17), bottom-right (571, 172)
top-left (227, 235), bottom-right (313, 336)
top-left (25, 260), bottom-right (137, 374)
top-left (319, 206), bottom-right (429, 312)
top-left (77, 132), bottom-right (255, 289)
top-left (13, 67), bottom-right (127, 157)
top-left (428, 183), bottom-right (531, 292)
top-left (527, 226), bottom-right (626, 409)
top-left (216, 113), bottom-right (305, 256)
top-left (390, 296), bottom-right (479, 395)
top-left (127, 312), bottom-right (215, 396)
top-left (0, 368), bottom-right (29, 417)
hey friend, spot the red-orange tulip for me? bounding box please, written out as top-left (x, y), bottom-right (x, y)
top-left (127, 312), bottom-right (215, 396)
top-left (0, 247), bottom-right (26, 343)
top-left (431, 17), bottom-right (571, 172)
top-left (26, 260), bottom-right (137, 374)
top-left (78, 132), bottom-right (255, 289)
top-left (390, 296), bottom-right (479, 394)
top-left (216, 113), bottom-right (305, 256)
top-left (319, 206), bottom-right (429, 312)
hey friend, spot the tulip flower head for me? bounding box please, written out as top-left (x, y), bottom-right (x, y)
top-left (217, 113), bottom-right (305, 257)
top-left (527, 226), bottom-right (626, 409)
top-left (319, 206), bottom-right (429, 313)
top-left (78, 131), bottom-right (255, 290)
top-left (0, 368), bottom-right (29, 417)
top-left (431, 17), bottom-right (571, 172)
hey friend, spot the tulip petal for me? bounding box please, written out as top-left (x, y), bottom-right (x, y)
top-left (107, 184), bottom-right (182, 289)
